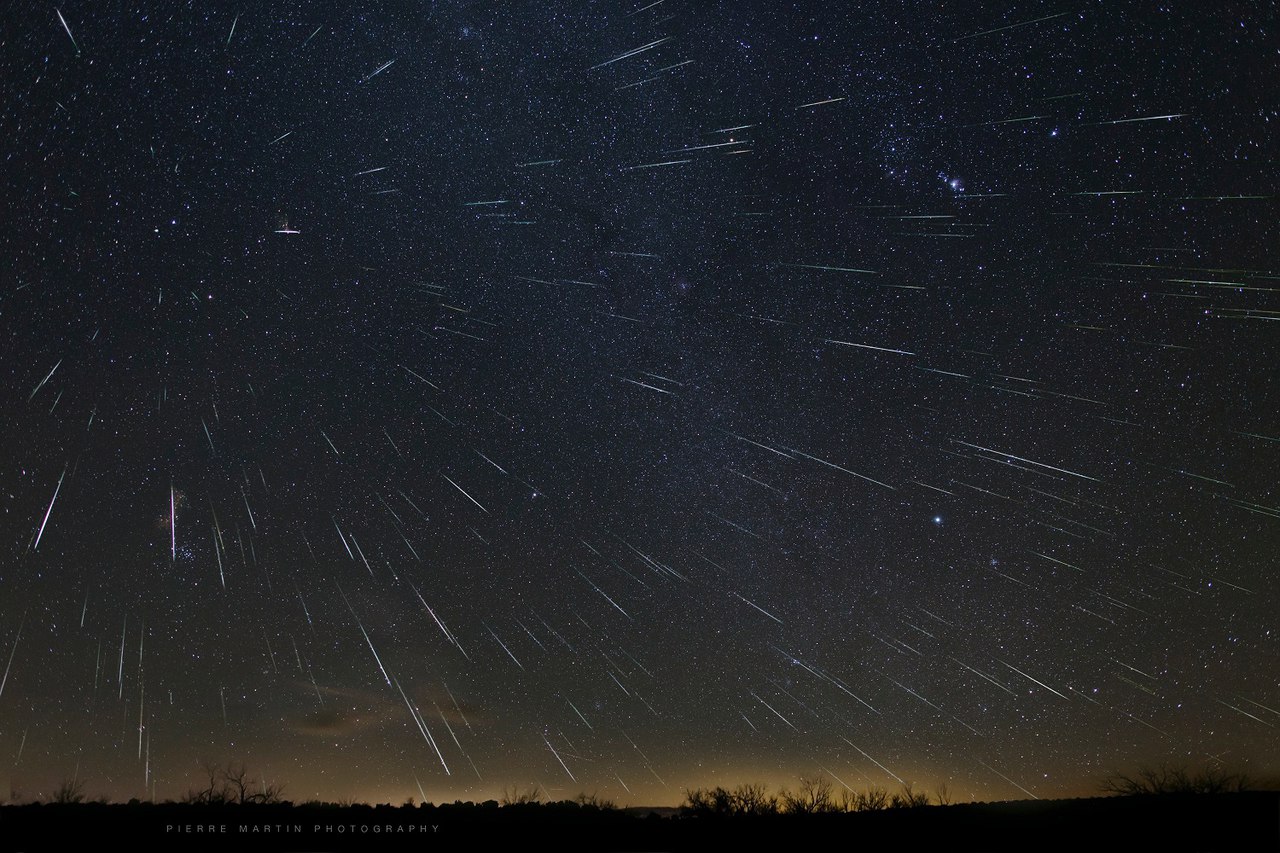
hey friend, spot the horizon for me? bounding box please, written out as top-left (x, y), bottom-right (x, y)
top-left (5, 760), bottom-right (1272, 809)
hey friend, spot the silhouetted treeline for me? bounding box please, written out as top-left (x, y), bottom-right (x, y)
top-left (682, 776), bottom-right (937, 815)
top-left (3, 763), bottom-right (1276, 851)
top-left (681, 763), bottom-right (1264, 816)
top-left (1, 793), bottom-right (1276, 851)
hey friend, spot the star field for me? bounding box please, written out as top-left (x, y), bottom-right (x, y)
top-left (0, 1), bottom-right (1277, 806)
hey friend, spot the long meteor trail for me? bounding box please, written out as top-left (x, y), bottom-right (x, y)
top-left (589, 37), bottom-right (671, 70)
top-left (32, 464), bottom-right (68, 550)
top-left (442, 474), bottom-right (489, 513)
top-left (56, 9), bottom-right (80, 54)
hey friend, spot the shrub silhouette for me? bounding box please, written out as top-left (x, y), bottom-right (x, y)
top-left (843, 785), bottom-right (890, 811)
top-left (52, 777), bottom-right (86, 804)
top-left (1102, 763), bottom-right (1251, 796)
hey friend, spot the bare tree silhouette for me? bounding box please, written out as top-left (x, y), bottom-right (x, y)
top-left (500, 785), bottom-right (543, 806)
top-left (890, 781), bottom-right (932, 808)
top-left (729, 782), bottom-right (778, 816)
top-left (685, 777), bottom-right (945, 816)
top-left (181, 760), bottom-right (229, 805)
top-left (573, 792), bottom-right (618, 810)
top-left (683, 783), bottom-right (780, 816)
top-left (780, 776), bottom-right (839, 814)
top-left (179, 761), bottom-right (285, 805)
top-left (845, 785), bottom-right (890, 812)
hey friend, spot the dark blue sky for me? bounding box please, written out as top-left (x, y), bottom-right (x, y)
top-left (0, 0), bottom-right (1276, 805)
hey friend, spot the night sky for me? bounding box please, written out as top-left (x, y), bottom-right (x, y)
top-left (1, 1), bottom-right (1277, 806)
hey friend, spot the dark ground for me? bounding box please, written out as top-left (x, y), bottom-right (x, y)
top-left (1, 792), bottom-right (1276, 851)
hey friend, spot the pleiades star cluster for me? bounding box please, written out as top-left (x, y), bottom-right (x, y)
top-left (0, 0), bottom-right (1276, 806)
